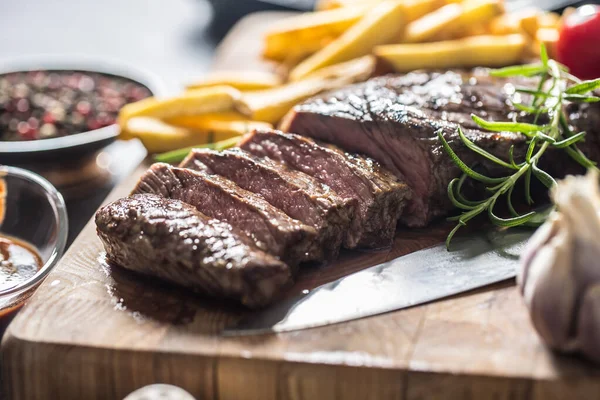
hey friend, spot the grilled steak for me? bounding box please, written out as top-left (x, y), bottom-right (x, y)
top-left (239, 129), bottom-right (411, 249)
top-left (95, 194), bottom-right (292, 308)
top-left (281, 69), bottom-right (600, 227)
top-left (180, 148), bottom-right (355, 259)
top-left (132, 163), bottom-right (319, 266)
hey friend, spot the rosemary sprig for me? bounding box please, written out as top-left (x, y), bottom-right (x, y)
top-left (442, 45), bottom-right (600, 250)
top-left (154, 136), bottom-right (241, 164)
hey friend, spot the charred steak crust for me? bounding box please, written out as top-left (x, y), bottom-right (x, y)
top-left (239, 129), bottom-right (411, 249)
top-left (131, 163), bottom-right (319, 266)
top-left (95, 194), bottom-right (292, 308)
top-left (180, 148), bottom-right (355, 259)
top-left (281, 69), bottom-right (600, 227)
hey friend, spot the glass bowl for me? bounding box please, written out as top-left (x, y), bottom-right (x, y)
top-left (0, 165), bottom-right (68, 332)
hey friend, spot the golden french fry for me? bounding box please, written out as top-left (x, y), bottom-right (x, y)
top-left (242, 57), bottom-right (373, 123)
top-left (404, 3), bottom-right (462, 42)
top-left (405, 0), bottom-right (503, 43)
top-left (263, 5), bottom-right (368, 62)
top-left (166, 112), bottom-right (273, 134)
top-left (488, 8), bottom-right (539, 35)
top-left (118, 86), bottom-right (243, 127)
top-left (375, 34), bottom-right (529, 72)
top-left (121, 117), bottom-right (227, 154)
top-left (404, 0), bottom-right (446, 22)
top-left (289, 1), bottom-right (407, 81)
top-left (186, 71), bottom-right (282, 91)
top-left (303, 55), bottom-right (376, 81)
top-left (240, 78), bottom-right (330, 124)
top-left (316, 0), bottom-right (377, 9)
top-left (535, 28), bottom-right (559, 58)
top-left (538, 12), bottom-right (560, 28)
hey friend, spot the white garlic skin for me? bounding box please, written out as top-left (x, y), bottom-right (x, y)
top-left (518, 169), bottom-right (600, 363)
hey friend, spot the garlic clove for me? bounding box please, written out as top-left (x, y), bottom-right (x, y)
top-left (518, 213), bottom-right (561, 296)
top-left (576, 284), bottom-right (600, 364)
top-left (523, 215), bottom-right (577, 349)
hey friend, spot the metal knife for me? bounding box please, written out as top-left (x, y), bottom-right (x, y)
top-left (222, 228), bottom-right (532, 336)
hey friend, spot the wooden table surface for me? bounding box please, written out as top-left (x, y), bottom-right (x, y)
top-left (2, 11), bottom-right (600, 400)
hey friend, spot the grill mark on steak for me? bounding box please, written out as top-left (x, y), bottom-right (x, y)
top-left (131, 163), bottom-right (319, 266)
top-left (281, 69), bottom-right (600, 227)
top-left (95, 194), bottom-right (292, 308)
top-left (180, 148), bottom-right (355, 259)
top-left (239, 129), bottom-right (411, 249)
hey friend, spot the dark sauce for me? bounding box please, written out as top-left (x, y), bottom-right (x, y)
top-left (0, 235), bottom-right (43, 333)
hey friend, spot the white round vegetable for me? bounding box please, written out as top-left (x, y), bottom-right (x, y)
top-left (518, 169), bottom-right (600, 363)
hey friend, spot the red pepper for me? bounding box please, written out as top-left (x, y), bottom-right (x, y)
top-left (556, 5), bottom-right (600, 80)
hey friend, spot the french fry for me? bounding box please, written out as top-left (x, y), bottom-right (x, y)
top-left (120, 117), bottom-right (239, 154)
top-left (186, 71), bottom-right (282, 91)
top-left (405, 0), bottom-right (503, 43)
top-left (535, 28), bottom-right (559, 58)
top-left (316, 0), bottom-right (376, 10)
top-left (404, 3), bottom-right (462, 42)
top-left (303, 55), bottom-right (376, 81)
top-left (165, 112), bottom-right (272, 134)
top-left (117, 86), bottom-right (243, 127)
top-left (289, 1), bottom-right (407, 81)
top-left (404, 0), bottom-right (446, 22)
top-left (538, 12), bottom-right (560, 29)
top-left (374, 34), bottom-right (529, 72)
top-left (488, 8), bottom-right (539, 35)
top-left (242, 57), bottom-right (373, 123)
top-left (263, 5), bottom-right (368, 62)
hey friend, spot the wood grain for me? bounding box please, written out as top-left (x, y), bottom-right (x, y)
top-left (3, 11), bottom-right (600, 400)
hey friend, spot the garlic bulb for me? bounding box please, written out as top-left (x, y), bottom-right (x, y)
top-left (518, 169), bottom-right (600, 363)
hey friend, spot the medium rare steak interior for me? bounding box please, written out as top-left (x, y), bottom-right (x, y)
top-left (96, 194), bottom-right (292, 308)
top-left (239, 129), bottom-right (411, 249)
top-left (281, 69), bottom-right (600, 227)
top-left (132, 163), bottom-right (319, 266)
top-left (180, 148), bottom-right (355, 259)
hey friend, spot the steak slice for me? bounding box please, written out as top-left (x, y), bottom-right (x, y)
top-left (95, 194), bottom-right (292, 308)
top-left (180, 148), bottom-right (355, 259)
top-left (281, 69), bottom-right (600, 227)
top-left (132, 163), bottom-right (319, 266)
top-left (239, 129), bottom-right (411, 249)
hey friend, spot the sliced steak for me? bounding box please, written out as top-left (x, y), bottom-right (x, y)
top-left (239, 129), bottom-right (411, 249)
top-left (281, 69), bottom-right (600, 227)
top-left (95, 194), bottom-right (292, 308)
top-left (132, 163), bottom-right (319, 266)
top-left (180, 148), bottom-right (355, 259)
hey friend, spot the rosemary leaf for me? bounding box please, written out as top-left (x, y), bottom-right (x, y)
top-left (564, 94), bottom-right (600, 103)
top-left (507, 185), bottom-right (519, 217)
top-left (456, 126), bottom-right (516, 170)
top-left (553, 131), bottom-right (586, 148)
top-left (524, 168), bottom-right (533, 205)
top-left (513, 103), bottom-right (548, 114)
top-left (489, 63), bottom-right (545, 78)
top-left (471, 114), bottom-right (545, 134)
top-left (540, 44), bottom-right (549, 68)
top-left (455, 174), bottom-right (485, 206)
top-left (489, 206), bottom-right (537, 227)
top-left (154, 136), bottom-right (240, 163)
top-left (448, 179), bottom-right (478, 210)
top-left (436, 130), bottom-right (507, 184)
top-left (532, 162), bottom-right (557, 189)
top-left (565, 78), bottom-right (600, 95)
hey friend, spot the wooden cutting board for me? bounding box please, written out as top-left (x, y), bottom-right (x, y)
top-left (3, 11), bottom-right (600, 400)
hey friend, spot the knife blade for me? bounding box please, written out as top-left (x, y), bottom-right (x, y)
top-left (222, 228), bottom-right (533, 336)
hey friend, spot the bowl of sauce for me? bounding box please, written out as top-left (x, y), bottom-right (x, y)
top-left (0, 166), bottom-right (68, 334)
